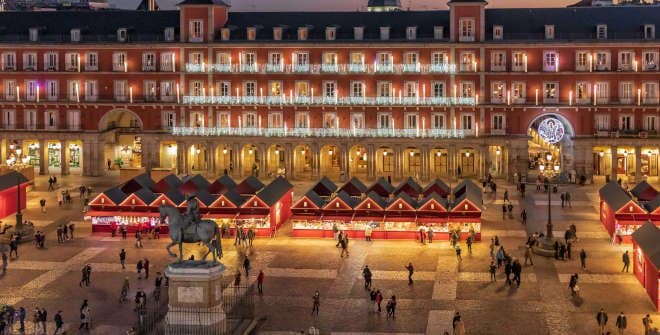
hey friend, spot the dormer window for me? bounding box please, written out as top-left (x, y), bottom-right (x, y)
top-left (493, 25), bottom-right (503, 40)
top-left (117, 28), bottom-right (128, 42)
top-left (597, 24), bottom-right (607, 40)
top-left (644, 24), bottom-right (655, 40)
top-left (434, 26), bottom-right (444, 40)
top-left (221, 28), bottom-right (230, 41)
top-left (325, 27), bottom-right (336, 41)
top-left (354, 27), bottom-right (364, 40)
top-left (273, 27), bottom-right (282, 41)
top-left (380, 27), bottom-right (390, 40)
top-left (29, 28), bottom-right (39, 42)
top-left (164, 27), bottom-right (175, 42)
top-left (247, 27), bottom-right (257, 41)
top-left (297, 27), bottom-right (308, 41)
top-left (70, 29), bottom-right (81, 42)
top-left (459, 18), bottom-right (475, 42)
top-left (189, 20), bottom-right (203, 42)
top-left (406, 27), bottom-right (417, 40)
top-left (545, 25), bottom-right (555, 40)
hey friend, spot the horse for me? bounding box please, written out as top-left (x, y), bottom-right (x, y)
top-left (159, 205), bottom-right (223, 263)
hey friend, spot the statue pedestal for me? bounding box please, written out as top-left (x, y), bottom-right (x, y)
top-left (165, 262), bottom-right (226, 335)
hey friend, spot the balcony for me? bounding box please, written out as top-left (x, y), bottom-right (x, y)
top-left (429, 63), bottom-right (456, 73)
top-left (643, 96), bottom-right (660, 105)
top-left (643, 63), bottom-right (658, 71)
top-left (171, 126), bottom-right (470, 139)
top-left (348, 64), bottom-right (366, 73)
top-left (239, 64), bottom-right (259, 73)
top-left (321, 64), bottom-right (339, 73)
top-left (180, 95), bottom-right (476, 106)
top-left (401, 63), bottom-right (421, 73)
top-left (266, 64), bottom-right (284, 73)
top-left (491, 129), bottom-right (506, 135)
top-left (291, 64), bottom-right (310, 73)
top-left (374, 64), bottom-right (394, 73)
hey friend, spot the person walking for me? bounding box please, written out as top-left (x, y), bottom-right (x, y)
top-left (121, 226), bottom-right (127, 240)
top-left (489, 261), bottom-right (497, 282)
top-left (9, 238), bottom-right (18, 258)
top-left (144, 258), bottom-right (150, 279)
top-left (119, 249), bottom-right (127, 270)
top-left (339, 234), bottom-right (349, 258)
top-left (502, 203), bottom-right (507, 219)
top-left (257, 270), bottom-right (264, 295)
top-left (363, 265), bottom-right (372, 290)
top-left (311, 291), bottom-right (320, 316)
top-left (18, 306), bottom-right (26, 332)
top-left (524, 245), bottom-right (534, 266)
top-left (621, 251), bottom-right (630, 272)
top-left (616, 312), bottom-right (627, 335)
top-left (386, 296), bottom-right (397, 320)
top-left (54, 310), bottom-right (63, 334)
top-left (455, 244), bottom-right (462, 262)
top-left (375, 290), bottom-right (383, 313)
top-left (243, 257), bottom-right (250, 277)
top-left (569, 273), bottom-right (579, 297)
top-left (580, 249), bottom-right (587, 270)
top-left (427, 227), bottom-right (434, 244)
top-left (40, 307), bottom-right (47, 334)
top-left (136, 259), bottom-right (143, 279)
top-left (597, 308), bottom-right (609, 335)
top-left (39, 199), bottom-right (46, 213)
top-left (1, 252), bottom-right (7, 275)
top-left (466, 235), bottom-right (472, 255)
top-left (504, 260), bottom-right (513, 286)
top-left (453, 312), bottom-right (464, 335)
top-left (521, 209), bottom-right (527, 225)
top-left (642, 314), bottom-right (653, 335)
top-left (69, 223), bottom-right (75, 239)
top-left (405, 262), bottom-right (414, 285)
top-left (365, 225), bottom-right (372, 242)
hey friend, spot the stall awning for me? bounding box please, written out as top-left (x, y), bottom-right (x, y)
top-left (291, 214), bottom-right (322, 220)
top-left (448, 217), bottom-right (481, 223)
top-left (206, 213), bottom-right (238, 219)
top-left (237, 214), bottom-right (268, 219)
top-left (352, 216), bottom-right (384, 222)
top-left (384, 216), bottom-right (417, 222)
top-left (320, 215), bottom-right (352, 223)
top-left (87, 210), bottom-right (160, 217)
top-left (417, 216), bottom-right (448, 223)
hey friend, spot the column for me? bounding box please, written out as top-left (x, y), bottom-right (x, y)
top-left (311, 143), bottom-right (320, 178)
top-left (394, 145), bottom-right (402, 180)
top-left (448, 145), bottom-right (456, 178)
top-left (39, 139), bottom-right (47, 175)
top-left (610, 145), bottom-right (617, 182)
top-left (206, 141), bottom-right (215, 176)
top-left (82, 140), bottom-right (93, 176)
top-left (284, 143), bottom-right (293, 180)
top-left (340, 143), bottom-right (349, 181)
top-left (257, 143), bottom-right (266, 179)
top-left (60, 140), bottom-right (69, 176)
top-left (421, 145), bottom-right (430, 181)
top-left (583, 145), bottom-right (594, 184)
top-left (93, 141), bottom-right (104, 177)
top-left (367, 144), bottom-right (375, 180)
top-left (176, 141), bottom-right (186, 175)
top-left (231, 143), bottom-right (241, 178)
top-left (635, 145), bottom-right (642, 182)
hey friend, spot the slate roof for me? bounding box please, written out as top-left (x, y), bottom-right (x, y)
top-left (367, 177), bottom-right (395, 198)
top-left (152, 174), bottom-right (181, 193)
top-left (257, 177), bottom-right (293, 206)
top-left (339, 177), bottom-right (368, 197)
top-left (177, 0), bottom-right (229, 5)
top-left (222, 189), bottom-right (247, 207)
top-left (645, 194), bottom-right (660, 213)
top-left (195, 189), bottom-right (218, 207)
top-left (388, 192), bottom-right (417, 210)
top-left (452, 184), bottom-right (483, 211)
top-left (632, 222), bottom-right (660, 269)
top-left (121, 173), bottom-right (155, 194)
top-left (179, 174), bottom-right (211, 194)
top-left (104, 187), bottom-right (128, 205)
top-left (208, 175), bottom-right (236, 194)
top-left (422, 179), bottom-right (451, 198)
top-left (631, 181), bottom-right (658, 202)
top-left (301, 190), bottom-right (327, 208)
top-left (393, 177), bottom-right (423, 198)
top-left (0, 171), bottom-right (29, 192)
top-left (367, 0), bottom-right (401, 7)
top-left (359, 191), bottom-right (388, 210)
top-left (165, 188), bottom-right (185, 205)
top-left (312, 177), bottom-right (337, 197)
top-left (134, 188), bottom-right (157, 205)
top-left (599, 181), bottom-right (634, 211)
top-left (327, 190), bottom-right (359, 209)
top-left (452, 179), bottom-right (481, 201)
top-left (418, 192), bottom-right (449, 211)
top-left (136, 0), bottom-right (160, 10)
top-left (235, 176), bottom-right (265, 195)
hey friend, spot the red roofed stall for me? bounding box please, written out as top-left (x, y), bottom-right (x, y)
top-left (599, 181), bottom-right (650, 243)
top-left (632, 222), bottom-right (660, 312)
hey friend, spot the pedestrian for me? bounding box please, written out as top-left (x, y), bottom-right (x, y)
top-left (363, 265), bottom-right (372, 289)
top-left (340, 234), bottom-right (349, 258)
top-left (466, 235), bottom-right (472, 255)
top-left (39, 198), bottom-right (46, 213)
top-left (335, 230), bottom-right (343, 248)
top-left (243, 257), bottom-right (250, 277)
top-left (137, 259), bottom-right (143, 279)
top-left (453, 312), bottom-right (465, 335)
top-left (247, 228), bottom-right (255, 247)
top-left (79, 305), bottom-right (91, 330)
top-left (120, 249), bottom-right (127, 269)
top-left (57, 192), bottom-right (63, 207)
top-left (311, 291), bottom-right (320, 315)
top-left (405, 262), bottom-right (414, 285)
top-left (1, 252), bottom-right (7, 275)
top-left (569, 273), bottom-right (579, 296)
top-left (489, 261), bottom-right (497, 282)
top-left (9, 238), bottom-right (18, 258)
top-left (427, 227), bottom-right (434, 243)
top-left (54, 310), bottom-right (63, 334)
top-left (56, 225), bottom-right (63, 244)
top-left (419, 225), bottom-right (426, 244)
top-left (597, 308), bottom-right (609, 335)
top-left (642, 314), bottom-right (653, 335)
top-left (257, 270), bottom-right (264, 295)
top-left (234, 271), bottom-right (241, 286)
top-left (386, 295), bottom-right (396, 320)
top-left (121, 226), bottom-right (127, 240)
top-left (621, 251), bottom-right (630, 272)
top-left (80, 265), bottom-right (88, 287)
top-left (502, 203), bottom-right (506, 219)
top-left (48, 176), bottom-right (54, 191)
top-left (567, 241), bottom-right (572, 260)
top-left (135, 231), bottom-right (143, 248)
top-left (455, 244), bottom-right (462, 261)
top-left (69, 223), bottom-right (75, 239)
top-left (580, 249), bottom-right (587, 270)
top-left (616, 312), bottom-right (627, 335)
top-left (503, 189), bottom-right (509, 202)
top-left (144, 258), bottom-right (150, 279)
top-left (33, 308), bottom-right (41, 334)
top-left (521, 209), bottom-right (527, 225)
top-left (18, 306), bottom-right (25, 332)
top-left (560, 192), bottom-right (566, 208)
top-left (375, 290), bottom-right (382, 313)
top-left (524, 245), bottom-right (534, 266)
top-left (365, 225), bottom-right (372, 242)
top-left (505, 260), bottom-right (512, 286)
top-left (566, 192), bottom-right (572, 208)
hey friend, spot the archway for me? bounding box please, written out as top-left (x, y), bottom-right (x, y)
top-left (320, 145), bottom-right (340, 179)
top-left (67, 140), bottom-right (83, 175)
top-left (188, 143), bottom-right (209, 173)
top-left (160, 142), bottom-right (178, 170)
top-left (349, 145), bottom-right (367, 179)
top-left (98, 109), bottom-right (143, 131)
top-left (430, 147), bottom-right (448, 178)
top-left (458, 148), bottom-right (475, 177)
top-left (527, 113), bottom-right (575, 178)
top-left (375, 146), bottom-right (394, 178)
top-left (293, 144), bottom-right (312, 179)
top-left (241, 144), bottom-right (258, 177)
top-left (46, 140), bottom-right (62, 174)
top-left (403, 147), bottom-right (421, 178)
top-left (22, 140), bottom-right (41, 174)
top-left (215, 144), bottom-right (232, 175)
top-left (266, 144), bottom-right (285, 177)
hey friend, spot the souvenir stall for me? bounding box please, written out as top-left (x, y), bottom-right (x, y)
top-left (238, 177), bottom-right (294, 237)
top-left (599, 181), bottom-right (649, 243)
top-left (290, 190), bottom-right (327, 237)
top-left (631, 181), bottom-right (658, 202)
top-left (416, 193), bottom-right (450, 238)
top-left (338, 177), bottom-right (367, 197)
top-left (317, 190), bottom-right (358, 236)
top-left (647, 196), bottom-right (660, 225)
top-left (393, 177), bottom-right (422, 199)
top-left (312, 176), bottom-right (338, 197)
top-left (449, 179), bottom-right (483, 241)
top-left (0, 171), bottom-right (29, 219)
top-left (383, 193), bottom-right (418, 239)
top-left (350, 192), bottom-right (387, 238)
top-left (422, 179), bottom-right (450, 198)
top-left (88, 186), bottom-right (163, 233)
top-left (206, 190), bottom-right (243, 234)
top-left (632, 222), bottom-right (660, 312)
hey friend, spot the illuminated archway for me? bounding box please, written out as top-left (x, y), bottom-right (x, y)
top-left (349, 145), bottom-right (368, 179)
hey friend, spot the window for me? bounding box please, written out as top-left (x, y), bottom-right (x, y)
top-left (594, 51), bottom-right (610, 71)
top-left (67, 110), bottom-right (81, 130)
top-left (71, 29), bottom-right (81, 42)
top-left (377, 52), bottom-right (392, 65)
top-left (404, 81), bottom-right (418, 98)
top-left (491, 81), bottom-right (505, 104)
top-left (619, 114), bottom-right (634, 131)
top-left (24, 110), bottom-right (36, 130)
top-left (350, 81), bottom-right (365, 97)
top-left (25, 80), bottom-right (37, 101)
top-left (434, 26), bottom-right (444, 40)
top-left (268, 112), bottom-right (283, 128)
top-left (29, 28), bottom-right (39, 42)
top-left (270, 27), bottom-right (282, 41)
top-left (2, 52), bottom-right (16, 71)
top-left (493, 25), bottom-right (503, 40)
top-left (160, 52), bottom-right (175, 72)
top-left (221, 28), bottom-right (230, 41)
top-left (405, 113), bottom-right (418, 129)
top-left (543, 82), bottom-right (559, 103)
top-left (351, 112), bottom-right (365, 129)
top-left (323, 52), bottom-right (338, 69)
top-left (161, 81), bottom-right (175, 101)
top-left (461, 113), bottom-right (474, 130)
top-left (432, 81), bottom-right (445, 98)
top-left (218, 81), bottom-right (231, 96)
top-left (46, 80), bottom-right (58, 101)
top-left (294, 52), bottom-right (309, 68)
top-left (644, 115), bottom-right (657, 131)
top-left (243, 112), bottom-right (257, 128)
top-left (65, 53), bottom-right (79, 71)
top-left (85, 80), bottom-right (97, 102)
top-left (190, 112), bottom-right (204, 128)
top-left (459, 18), bottom-right (475, 42)
top-left (460, 81), bottom-right (474, 98)
top-left (269, 81), bottom-right (282, 96)
top-left (377, 81), bottom-right (392, 98)
top-left (164, 27), bottom-right (175, 42)
top-left (144, 80), bottom-right (157, 101)
top-left (297, 27), bottom-right (308, 41)
top-left (45, 110), bottom-right (57, 129)
top-left (354, 27), bottom-right (364, 40)
top-left (117, 28), bottom-right (128, 42)
top-left (431, 113), bottom-right (445, 129)
top-left (491, 51), bottom-right (506, 71)
top-left (142, 53), bottom-right (156, 71)
top-left (114, 80), bottom-right (128, 101)
top-left (215, 112), bottom-right (229, 128)
top-left (3, 80), bottom-right (16, 100)
top-left (619, 81), bottom-right (633, 104)
top-left (163, 111), bottom-right (176, 129)
top-left (543, 51), bottom-right (558, 72)
top-left (85, 52), bottom-right (98, 71)
top-left (406, 27), bottom-right (417, 40)
top-left (189, 52), bottom-right (204, 65)
top-left (2, 109), bottom-right (15, 129)
top-left (594, 82), bottom-right (609, 104)
top-left (23, 52), bottom-right (37, 71)
top-left (190, 20), bottom-right (203, 42)
top-left (618, 51), bottom-right (634, 71)
top-left (295, 112), bottom-right (309, 128)
top-left (545, 25), bottom-right (555, 40)
top-left (432, 52), bottom-right (448, 65)
top-left (643, 81), bottom-right (659, 104)
top-left (511, 82), bottom-right (525, 103)
top-left (594, 114), bottom-right (610, 131)
top-left (459, 52), bottom-right (475, 72)
top-left (67, 80), bottom-right (80, 102)
top-left (492, 114), bottom-right (505, 130)
top-left (512, 51), bottom-right (526, 72)
top-left (644, 24), bottom-right (655, 40)
top-left (244, 81), bottom-right (256, 96)
top-left (326, 27), bottom-right (336, 41)
top-left (576, 81), bottom-right (590, 103)
top-left (44, 52), bottom-right (58, 71)
top-left (323, 112), bottom-right (337, 128)
top-left (113, 52), bottom-right (127, 72)
top-left (247, 27), bottom-right (256, 41)
top-left (295, 81), bottom-right (309, 98)
top-left (377, 113), bottom-right (392, 129)
top-left (575, 51), bottom-right (589, 72)
top-left (380, 27), bottom-right (390, 40)
top-left (323, 81), bottom-right (336, 99)
top-left (596, 24), bottom-right (607, 40)
top-left (642, 51), bottom-right (658, 71)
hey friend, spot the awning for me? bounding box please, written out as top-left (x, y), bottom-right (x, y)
top-left (237, 214), bottom-right (268, 219)
top-left (320, 215), bottom-right (352, 223)
top-left (206, 213), bottom-right (238, 219)
top-left (352, 216), bottom-right (384, 222)
top-left (87, 210), bottom-right (160, 217)
top-left (616, 220), bottom-right (647, 226)
top-left (384, 216), bottom-right (417, 223)
top-left (448, 217), bottom-right (481, 223)
top-left (291, 214), bottom-right (322, 220)
top-left (417, 216), bottom-right (448, 223)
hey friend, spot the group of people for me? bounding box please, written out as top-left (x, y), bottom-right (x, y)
top-left (336, 230), bottom-right (350, 257)
top-left (233, 224), bottom-right (257, 247)
top-left (55, 223), bottom-right (75, 243)
top-left (33, 231), bottom-right (47, 248)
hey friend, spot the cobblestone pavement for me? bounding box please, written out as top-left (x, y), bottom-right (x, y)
top-left (0, 175), bottom-right (658, 334)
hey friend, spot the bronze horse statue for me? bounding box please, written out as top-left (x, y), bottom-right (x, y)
top-left (159, 205), bottom-right (223, 263)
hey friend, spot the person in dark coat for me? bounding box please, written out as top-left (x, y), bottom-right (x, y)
top-left (597, 308), bottom-right (609, 335)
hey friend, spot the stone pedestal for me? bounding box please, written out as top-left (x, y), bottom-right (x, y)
top-left (165, 262), bottom-right (226, 335)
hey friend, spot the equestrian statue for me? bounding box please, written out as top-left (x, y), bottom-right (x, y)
top-left (159, 195), bottom-right (223, 263)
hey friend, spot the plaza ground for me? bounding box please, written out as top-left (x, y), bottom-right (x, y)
top-left (0, 173), bottom-right (658, 334)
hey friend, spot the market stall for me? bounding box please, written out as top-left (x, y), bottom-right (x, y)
top-left (599, 181), bottom-right (649, 243)
top-left (239, 176), bottom-right (294, 237)
top-left (632, 222), bottom-right (660, 312)
top-left (416, 193), bottom-right (450, 239)
top-left (393, 177), bottom-right (422, 199)
top-left (291, 190), bottom-right (327, 237)
top-left (449, 179), bottom-right (483, 241)
top-left (338, 177), bottom-right (367, 197)
top-left (383, 193), bottom-right (418, 239)
top-left (366, 177), bottom-right (394, 198)
top-left (351, 192), bottom-right (387, 238)
top-left (631, 181), bottom-right (658, 202)
top-left (0, 171), bottom-right (30, 219)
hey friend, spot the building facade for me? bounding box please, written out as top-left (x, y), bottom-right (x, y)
top-left (0, 0), bottom-right (658, 182)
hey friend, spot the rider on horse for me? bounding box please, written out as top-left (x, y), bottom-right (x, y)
top-left (185, 195), bottom-right (201, 233)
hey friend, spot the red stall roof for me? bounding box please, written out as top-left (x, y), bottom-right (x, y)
top-left (354, 191), bottom-right (387, 211)
top-left (323, 190), bottom-right (358, 211)
top-left (418, 193), bottom-right (449, 212)
top-left (338, 177), bottom-right (368, 197)
top-left (631, 181), bottom-right (659, 202)
top-left (366, 177), bottom-right (395, 198)
top-left (312, 176), bottom-right (338, 197)
top-left (386, 192), bottom-right (417, 212)
top-left (208, 175), bottom-right (236, 194)
top-left (0, 171), bottom-right (29, 192)
top-left (393, 177), bottom-right (422, 198)
top-left (209, 189), bottom-right (246, 209)
top-left (422, 179), bottom-right (450, 198)
top-left (632, 222), bottom-right (660, 270)
top-left (292, 190), bottom-right (326, 210)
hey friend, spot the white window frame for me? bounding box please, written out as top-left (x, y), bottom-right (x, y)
top-left (3, 80), bottom-right (16, 101)
top-left (406, 26), bottom-right (417, 40)
top-left (46, 80), bottom-right (58, 101)
top-left (29, 28), bottom-right (39, 42)
top-left (431, 81), bottom-right (445, 98)
top-left (215, 112), bottom-right (229, 128)
top-left (644, 24), bottom-right (655, 40)
top-left (25, 80), bottom-right (38, 102)
top-left (431, 113), bottom-right (446, 129)
top-left (545, 25), bottom-right (555, 40)
top-left (543, 81), bottom-right (559, 104)
top-left (85, 80), bottom-right (98, 102)
top-left (45, 110), bottom-right (58, 130)
top-left (189, 20), bottom-right (203, 42)
top-left (460, 113), bottom-right (474, 131)
top-left (377, 112), bottom-right (392, 129)
top-left (594, 114), bottom-right (610, 131)
top-left (575, 51), bottom-right (589, 72)
top-left (117, 28), bottom-right (128, 42)
top-left (512, 51), bottom-right (526, 72)
top-left (618, 51), bottom-right (634, 71)
top-left (380, 27), bottom-right (390, 40)
top-left (2, 52), bottom-right (16, 71)
top-left (490, 81), bottom-right (505, 104)
top-left (112, 52), bottom-right (127, 72)
top-left (114, 80), bottom-right (128, 101)
top-left (576, 81), bottom-right (591, 104)
top-left (144, 80), bottom-right (158, 101)
top-left (491, 114), bottom-right (505, 131)
top-left (163, 111), bottom-right (176, 129)
top-left (642, 51), bottom-right (658, 71)
top-left (643, 114), bottom-right (657, 132)
top-left (67, 110), bottom-right (81, 131)
top-left (71, 29), bottom-right (81, 42)
top-left (493, 25), bottom-right (503, 40)
top-left (433, 26), bottom-right (444, 40)
top-left (67, 80), bottom-right (80, 102)
top-left (619, 114), bottom-right (634, 131)
top-left (247, 27), bottom-right (257, 41)
top-left (273, 27), bottom-right (283, 41)
top-left (594, 81), bottom-right (609, 104)
top-left (351, 112), bottom-right (365, 130)
top-left (543, 51), bottom-right (558, 72)
top-left (160, 81), bottom-right (175, 101)
top-left (297, 27), bottom-right (308, 41)
top-left (642, 81), bottom-right (659, 104)
top-left (490, 51), bottom-right (506, 71)
top-left (354, 27), bottom-right (364, 40)
top-left (619, 81), bottom-right (634, 104)
top-left (511, 81), bottom-right (526, 103)
top-left (23, 52), bottom-right (37, 71)
top-left (85, 52), bottom-right (98, 71)
top-left (268, 112), bottom-right (283, 129)
top-left (295, 111), bottom-right (310, 129)
top-left (24, 110), bottom-right (37, 130)
top-left (142, 52), bottom-right (157, 71)
top-left (65, 52), bottom-right (79, 72)
top-left (459, 18), bottom-right (475, 42)
top-left (323, 81), bottom-right (337, 99)
top-left (3, 109), bottom-right (16, 129)
top-left (404, 112), bottom-right (419, 129)
top-left (164, 27), bottom-right (175, 42)
top-left (326, 27), bottom-right (336, 41)
top-left (44, 52), bottom-right (58, 71)
top-left (596, 24), bottom-right (607, 40)
top-left (594, 51), bottom-right (611, 71)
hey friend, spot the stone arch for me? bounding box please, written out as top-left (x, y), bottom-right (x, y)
top-left (527, 112), bottom-right (576, 175)
top-left (98, 108), bottom-right (143, 131)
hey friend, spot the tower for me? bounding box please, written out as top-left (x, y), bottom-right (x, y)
top-left (448, 0), bottom-right (488, 42)
top-left (177, 0), bottom-right (230, 43)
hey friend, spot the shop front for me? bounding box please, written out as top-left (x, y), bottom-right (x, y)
top-left (599, 181), bottom-right (649, 243)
